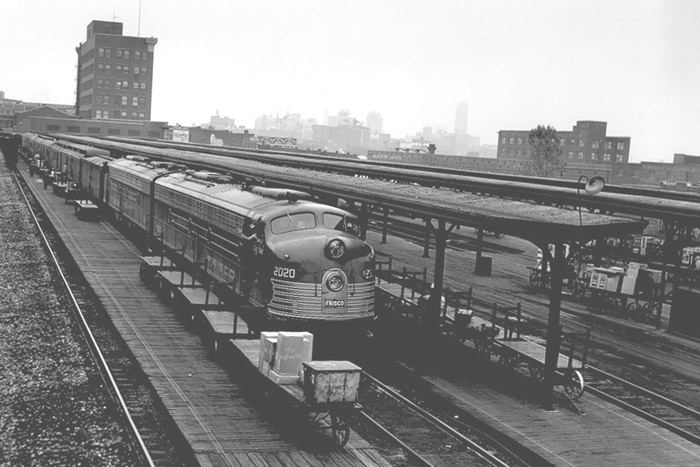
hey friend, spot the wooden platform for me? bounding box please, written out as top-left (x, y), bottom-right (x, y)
top-left (22, 166), bottom-right (393, 467)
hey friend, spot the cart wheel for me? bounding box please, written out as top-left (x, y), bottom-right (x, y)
top-left (529, 365), bottom-right (544, 382)
top-left (564, 370), bottom-right (585, 400)
top-left (330, 412), bottom-right (350, 447)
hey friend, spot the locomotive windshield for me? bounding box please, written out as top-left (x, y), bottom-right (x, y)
top-left (270, 212), bottom-right (317, 234)
top-left (323, 212), bottom-right (360, 237)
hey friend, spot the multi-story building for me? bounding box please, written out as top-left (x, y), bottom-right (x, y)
top-left (455, 102), bottom-right (468, 134)
top-left (366, 111), bottom-right (383, 134)
top-left (75, 20), bottom-right (157, 120)
top-left (498, 120), bottom-right (631, 167)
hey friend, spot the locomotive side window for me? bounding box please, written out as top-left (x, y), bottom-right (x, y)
top-left (270, 212), bottom-right (316, 234)
top-left (323, 213), bottom-right (360, 236)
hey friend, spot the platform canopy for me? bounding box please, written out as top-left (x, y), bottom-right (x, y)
top-left (203, 157), bottom-right (648, 244)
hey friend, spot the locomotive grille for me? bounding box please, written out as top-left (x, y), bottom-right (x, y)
top-left (268, 279), bottom-right (374, 321)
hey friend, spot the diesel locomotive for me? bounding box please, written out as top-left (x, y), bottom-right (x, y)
top-left (21, 133), bottom-right (376, 331)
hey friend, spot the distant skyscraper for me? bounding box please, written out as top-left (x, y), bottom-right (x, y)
top-left (455, 102), bottom-right (468, 134)
top-left (366, 111), bottom-right (383, 134)
top-left (75, 20), bottom-right (157, 120)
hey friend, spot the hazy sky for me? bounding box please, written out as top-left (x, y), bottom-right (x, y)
top-left (2, 0), bottom-right (699, 161)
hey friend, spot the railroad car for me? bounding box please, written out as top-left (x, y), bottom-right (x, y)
top-left (106, 157), bottom-right (376, 331)
top-left (78, 155), bottom-right (110, 202)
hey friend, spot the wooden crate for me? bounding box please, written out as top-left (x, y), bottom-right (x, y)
top-left (303, 361), bottom-right (361, 405)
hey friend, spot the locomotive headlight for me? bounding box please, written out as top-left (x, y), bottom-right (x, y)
top-left (361, 267), bottom-right (375, 281)
top-left (325, 272), bottom-right (345, 292)
top-left (326, 239), bottom-right (346, 260)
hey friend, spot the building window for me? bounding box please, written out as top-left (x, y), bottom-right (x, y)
top-left (97, 79), bottom-right (104, 88)
top-left (116, 49), bottom-right (123, 58)
top-left (578, 152), bottom-right (584, 159)
top-left (121, 111), bottom-right (127, 118)
top-left (123, 80), bottom-right (128, 88)
top-left (561, 138), bottom-right (566, 145)
top-left (138, 97), bottom-right (146, 106)
top-left (104, 79), bottom-right (111, 88)
top-left (105, 64), bottom-right (111, 71)
top-left (116, 65), bottom-right (122, 72)
top-left (509, 138), bottom-right (514, 144)
top-left (568, 152), bottom-right (574, 159)
top-left (616, 154), bottom-right (624, 162)
top-left (132, 97), bottom-right (138, 106)
top-left (123, 65), bottom-right (130, 73)
top-left (605, 142), bottom-right (612, 149)
top-left (95, 110), bottom-right (103, 118)
top-left (633, 170), bottom-right (640, 178)
top-left (579, 139), bottom-right (584, 147)
top-left (88, 127), bottom-right (101, 134)
top-left (114, 95), bottom-right (121, 105)
top-left (98, 48), bottom-right (104, 58)
top-left (133, 82), bottom-right (139, 90)
top-left (135, 50), bottom-right (141, 60)
top-left (591, 153), bottom-right (598, 161)
top-left (115, 81), bottom-right (122, 90)
top-left (139, 112), bottom-right (145, 118)
top-left (132, 112), bottom-right (139, 118)
top-left (616, 169), bottom-right (624, 177)
top-left (501, 137), bottom-right (506, 144)
top-left (140, 82), bottom-right (146, 90)
top-left (121, 96), bottom-right (128, 105)
top-left (134, 66), bottom-right (140, 74)
top-left (141, 67), bottom-right (147, 74)
top-left (47, 124), bottom-right (60, 131)
top-left (97, 63), bottom-right (104, 71)
top-left (517, 138), bottom-right (522, 145)
top-left (124, 50), bottom-right (130, 60)
top-left (603, 153), bottom-right (611, 161)
top-left (141, 51), bottom-right (147, 61)
top-left (592, 141), bottom-right (600, 149)
top-left (617, 142), bottom-right (625, 150)
top-left (570, 138), bottom-right (575, 145)
top-left (105, 48), bottom-right (112, 59)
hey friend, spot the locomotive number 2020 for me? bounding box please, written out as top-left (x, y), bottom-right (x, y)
top-left (273, 266), bottom-right (297, 279)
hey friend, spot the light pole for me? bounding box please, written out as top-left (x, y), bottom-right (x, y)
top-left (577, 175), bottom-right (606, 225)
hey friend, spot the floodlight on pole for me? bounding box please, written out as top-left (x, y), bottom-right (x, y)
top-left (577, 175), bottom-right (606, 226)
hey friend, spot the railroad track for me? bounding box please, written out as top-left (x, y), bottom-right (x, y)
top-left (357, 370), bottom-right (530, 467)
top-left (13, 168), bottom-right (193, 466)
top-left (585, 365), bottom-right (700, 445)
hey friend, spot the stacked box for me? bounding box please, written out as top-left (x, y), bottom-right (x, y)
top-left (258, 332), bottom-right (278, 377)
top-left (303, 361), bottom-right (361, 404)
top-left (269, 332), bottom-right (314, 384)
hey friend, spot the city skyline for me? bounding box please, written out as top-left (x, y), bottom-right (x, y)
top-left (2, 0), bottom-right (699, 161)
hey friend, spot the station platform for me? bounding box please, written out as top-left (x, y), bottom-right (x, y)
top-left (17, 156), bottom-right (700, 466)
top-left (18, 165), bottom-right (392, 467)
top-left (366, 230), bottom-right (700, 466)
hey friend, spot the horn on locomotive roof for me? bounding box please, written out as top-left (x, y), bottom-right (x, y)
top-left (125, 155), bottom-right (150, 162)
top-left (250, 186), bottom-right (313, 202)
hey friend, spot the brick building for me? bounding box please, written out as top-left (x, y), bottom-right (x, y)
top-left (498, 121), bottom-right (631, 167)
top-left (75, 20), bottom-right (157, 121)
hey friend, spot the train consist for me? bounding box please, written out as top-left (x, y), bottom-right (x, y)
top-left (21, 133), bottom-right (376, 333)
